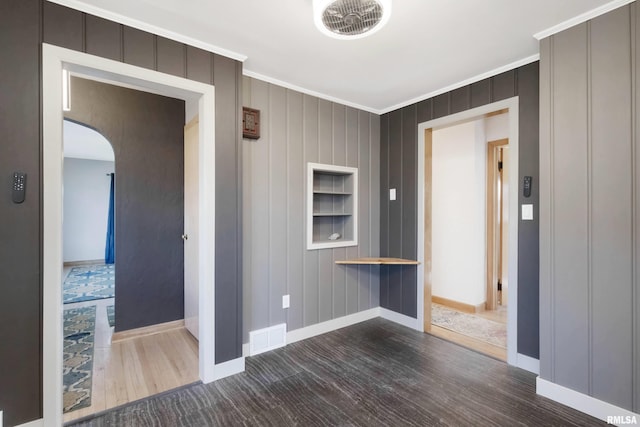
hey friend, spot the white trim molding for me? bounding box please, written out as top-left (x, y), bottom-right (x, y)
top-left (15, 419), bottom-right (44, 427)
top-left (213, 357), bottom-right (246, 381)
top-left (537, 377), bottom-right (640, 426)
top-left (533, 0), bottom-right (635, 40)
top-left (417, 97), bottom-right (520, 367)
top-left (287, 308), bottom-right (379, 344)
top-left (45, 0), bottom-right (247, 62)
top-left (42, 43), bottom-right (219, 427)
top-left (516, 353), bottom-right (540, 375)
top-left (379, 308), bottom-right (422, 331)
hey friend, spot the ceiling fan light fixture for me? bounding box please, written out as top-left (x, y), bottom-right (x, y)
top-left (313, 0), bottom-right (392, 40)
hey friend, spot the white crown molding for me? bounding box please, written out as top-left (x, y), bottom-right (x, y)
top-left (242, 69), bottom-right (382, 114)
top-left (378, 54), bottom-right (540, 115)
top-left (45, 0), bottom-right (248, 62)
top-left (534, 0), bottom-right (635, 40)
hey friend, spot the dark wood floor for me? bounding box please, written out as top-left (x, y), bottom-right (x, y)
top-left (68, 318), bottom-right (604, 426)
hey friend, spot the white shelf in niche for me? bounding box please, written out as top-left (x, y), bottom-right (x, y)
top-left (307, 162), bottom-right (358, 250)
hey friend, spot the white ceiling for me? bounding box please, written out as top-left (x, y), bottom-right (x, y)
top-left (53, 0), bottom-right (626, 113)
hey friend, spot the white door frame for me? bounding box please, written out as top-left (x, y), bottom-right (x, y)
top-left (43, 44), bottom-right (217, 426)
top-left (417, 97), bottom-right (520, 365)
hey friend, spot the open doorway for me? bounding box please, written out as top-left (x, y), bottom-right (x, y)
top-left (60, 75), bottom-right (202, 422)
top-left (417, 98), bottom-right (519, 365)
top-left (43, 44), bottom-right (218, 426)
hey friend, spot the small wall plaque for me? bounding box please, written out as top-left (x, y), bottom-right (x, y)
top-left (243, 107), bottom-right (260, 139)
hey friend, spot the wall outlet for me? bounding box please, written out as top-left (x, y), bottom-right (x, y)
top-left (282, 294), bottom-right (290, 309)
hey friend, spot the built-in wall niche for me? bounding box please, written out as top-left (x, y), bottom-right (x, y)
top-left (307, 162), bottom-right (358, 250)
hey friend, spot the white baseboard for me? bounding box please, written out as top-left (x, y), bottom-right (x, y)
top-left (213, 356), bottom-right (245, 381)
top-left (15, 419), bottom-right (43, 427)
top-left (536, 377), bottom-right (639, 426)
top-left (379, 307), bottom-right (421, 331)
top-left (516, 353), bottom-right (540, 374)
top-left (287, 308), bottom-right (380, 344)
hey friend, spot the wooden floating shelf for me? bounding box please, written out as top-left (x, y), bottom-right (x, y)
top-left (313, 190), bottom-right (352, 195)
top-left (313, 212), bottom-right (352, 217)
top-left (335, 257), bottom-right (420, 265)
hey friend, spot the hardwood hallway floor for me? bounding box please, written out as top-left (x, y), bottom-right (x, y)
top-left (63, 296), bottom-right (199, 424)
top-left (69, 318), bottom-right (604, 427)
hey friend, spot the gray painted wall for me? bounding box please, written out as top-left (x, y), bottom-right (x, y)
top-left (0, 1), bottom-right (242, 424)
top-left (540, 3), bottom-right (638, 412)
top-left (66, 77), bottom-right (186, 332)
top-left (242, 77), bottom-right (380, 339)
top-left (380, 63), bottom-right (541, 358)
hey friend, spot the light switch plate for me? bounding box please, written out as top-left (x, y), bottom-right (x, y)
top-left (390, 188), bottom-right (396, 201)
top-left (282, 294), bottom-right (290, 309)
top-left (522, 204), bottom-right (534, 221)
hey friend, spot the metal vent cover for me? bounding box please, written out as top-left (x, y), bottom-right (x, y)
top-left (321, 0), bottom-right (385, 36)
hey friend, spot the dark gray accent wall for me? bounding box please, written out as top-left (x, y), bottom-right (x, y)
top-left (380, 62), bottom-right (540, 359)
top-left (66, 77), bottom-right (185, 332)
top-left (241, 77), bottom-right (380, 340)
top-left (540, 3), bottom-right (637, 412)
top-left (0, 2), bottom-right (42, 426)
top-left (0, 1), bottom-right (242, 424)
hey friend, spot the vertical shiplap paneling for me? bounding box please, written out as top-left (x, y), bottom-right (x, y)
top-left (539, 36), bottom-right (554, 381)
top-left (243, 78), bottom-right (380, 335)
top-left (358, 110), bottom-right (372, 311)
top-left (332, 104), bottom-right (347, 318)
top-left (43, 1), bottom-right (83, 51)
top-left (590, 6), bottom-right (633, 408)
top-left (85, 15), bottom-right (122, 61)
top-left (268, 84), bottom-right (288, 327)
top-left (433, 93), bottom-right (450, 119)
top-left (635, 2), bottom-right (640, 413)
top-left (551, 23), bottom-right (590, 393)
top-left (212, 54), bottom-right (243, 362)
top-left (379, 114), bottom-right (390, 306)
top-left (186, 46), bottom-right (213, 85)
top-left (516, 62), bottom-right (541, 359)
top-left (470, 79), bottom-right (491, 109)
top-left (345, 107), bottom-right (360, 315)
top-left (0, 1), bottom-right (42, 424)
top-left (491, 70), bottom-right (516, 102)
top-left (401, 105), bottom-right (417, 317)
top-left (241, 76), bottom-right (253, 342)
top-left (370, 115), bottom-right (381, 308)
top-left (387, 109), bottom-right (403, 313)
top-left (287, 90), bottom-right (305, 330)
top-left (303, 95), bottom-right (320, 326)
top-left (122, 27), bottom-right (155, 70)
top-left (248, 78), bottom-right (270, 331)
top-left (450, 86), bottom-right (471, 114)
top-left (417, 99), bottom-right (433, 124)
top-left (317, 99), bottom-right (334, 322)
top-left (156, 37), bottom-right (186, 78)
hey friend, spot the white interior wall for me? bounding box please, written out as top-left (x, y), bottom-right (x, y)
top-left (432, 119), bottom-right (487, 306)
top-left (485, 112), bottom-right (509, 141)
top-left (63, 157), bottom-right (114, 262)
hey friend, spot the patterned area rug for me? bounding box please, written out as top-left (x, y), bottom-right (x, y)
top-left (64, 264), bottom-right (115, 304)
top-left (63, 305), bottom-right (96, 413)
top-left (106, 305), bottom-right (115, 328)
top-left (431, 304), bottom-right (506, 348)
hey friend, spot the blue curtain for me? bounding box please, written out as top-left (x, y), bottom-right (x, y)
top-left (105, 173), bottom-right (115, 264)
